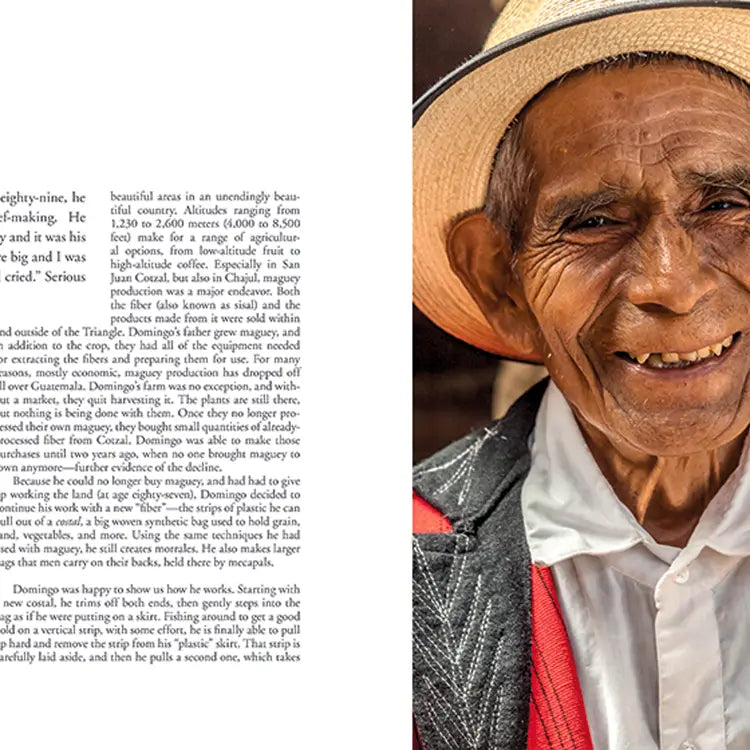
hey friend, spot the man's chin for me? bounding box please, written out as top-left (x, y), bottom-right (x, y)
top-left (603, 402), bottom-right (748, 457)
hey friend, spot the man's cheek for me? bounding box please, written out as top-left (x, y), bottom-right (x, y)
top-left (528, 283), bottom-right (602, 349)
top-left (701, 228), bottom-right (750, 290)
top-left (519, 246), bottom-right (592, 307)
top-left (530, 318), bottom-right (593, 389)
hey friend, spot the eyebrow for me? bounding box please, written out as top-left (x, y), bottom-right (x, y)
top-left (680, 165), bottom-right (750, 193)
top-left (539, 186), bottom-right (625, 231)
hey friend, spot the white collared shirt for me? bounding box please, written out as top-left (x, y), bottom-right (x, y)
top-left (521, 382), bottom-right (750, 750)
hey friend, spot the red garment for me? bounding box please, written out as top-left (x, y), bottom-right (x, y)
top-left (413, 493), bottom-right (593, 750)
top-left (528, 565), bottom-right (593, 750)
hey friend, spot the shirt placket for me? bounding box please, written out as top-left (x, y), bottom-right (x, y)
top-left (654, 558), bottom-right (725, 750)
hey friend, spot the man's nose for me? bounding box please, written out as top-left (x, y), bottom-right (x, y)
top-left (625, 218), bottom-right (717, 314)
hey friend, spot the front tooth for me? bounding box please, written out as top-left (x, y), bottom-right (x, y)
top-left (662, 352), bottom-right (680, 363)
top-left (647, 354), bottom-right (664, 367)
top-left (722, 335), bottom-right (733, 348)
top-left (636, 353), bottom-right (649, 364)
top-left (679, 351), bottom-right (698, 362)
top-left (697, 347), bottom-right (711, 359)
top-left (710, 343), bottom-right (723, 356)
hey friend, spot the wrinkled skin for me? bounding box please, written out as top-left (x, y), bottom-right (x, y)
top-left (450, 64), bottom-right (750, 545)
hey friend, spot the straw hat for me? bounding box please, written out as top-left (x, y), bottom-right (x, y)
top-left (413, 0), bottom-right (750, 360)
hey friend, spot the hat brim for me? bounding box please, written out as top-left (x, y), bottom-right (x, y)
top-left (413, 1), bottom-right (750, 360)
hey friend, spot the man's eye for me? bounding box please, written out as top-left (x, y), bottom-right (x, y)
top-left (703, 199), bottom-right (742, 211)
top-left (570, 215), bottom-right (613, 230)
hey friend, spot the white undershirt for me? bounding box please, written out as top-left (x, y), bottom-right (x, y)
top-left (521, 382), bottom-right (750, 750)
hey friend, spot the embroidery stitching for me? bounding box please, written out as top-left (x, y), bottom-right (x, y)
top-left (413, 535), bottom-right (507, 749)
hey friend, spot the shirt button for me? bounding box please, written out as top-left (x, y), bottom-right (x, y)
top-left (675, 568), bottom-right (690, 584)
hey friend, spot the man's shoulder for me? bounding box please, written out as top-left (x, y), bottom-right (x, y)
top-left (412, 382), bottom-right (543, 750)
top-left (413, 378), bottom-right (547, 529)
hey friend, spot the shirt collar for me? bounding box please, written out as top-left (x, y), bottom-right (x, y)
top-left (521, 382), bottom-right (750, 567)
top-left (691, 436), bottom-right (750, 558)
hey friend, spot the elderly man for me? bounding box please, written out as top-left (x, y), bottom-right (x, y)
top-left (412, 1), bottom-right (750, 749)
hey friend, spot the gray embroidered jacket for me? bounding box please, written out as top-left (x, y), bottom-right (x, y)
top-left (413, 381), bottom-right (548, 750)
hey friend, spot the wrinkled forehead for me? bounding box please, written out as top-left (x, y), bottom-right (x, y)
top-left (521, 63), bottom-right (750, 192)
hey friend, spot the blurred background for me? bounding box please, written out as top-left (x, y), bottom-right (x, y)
top-left (412, 0), bottom-right (545, 462)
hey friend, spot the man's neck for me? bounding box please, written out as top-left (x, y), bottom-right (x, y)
top-left (575, 419), bottom-right (747, 547)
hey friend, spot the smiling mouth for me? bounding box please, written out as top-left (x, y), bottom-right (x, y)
top-left (616, 333), bottom-right (738, 369)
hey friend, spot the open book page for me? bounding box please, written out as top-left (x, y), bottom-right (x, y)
top-left (0, 2), bottom-right (410, 748)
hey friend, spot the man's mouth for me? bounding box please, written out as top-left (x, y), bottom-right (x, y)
top-left (617, 334), bottom-right (738, 369)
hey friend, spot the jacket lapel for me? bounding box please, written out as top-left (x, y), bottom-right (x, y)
top-left (412, 479), bottom-right (532, 750)
top-left (413, 382), bottom-right (593, 750)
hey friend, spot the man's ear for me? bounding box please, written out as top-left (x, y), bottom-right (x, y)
top-left (447, 211), bottom-right (543, 361)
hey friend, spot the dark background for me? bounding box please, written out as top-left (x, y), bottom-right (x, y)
top-left (412, 0), bottom-right (503, 461)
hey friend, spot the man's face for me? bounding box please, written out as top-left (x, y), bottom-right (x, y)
top-left (515, 63), bottom-right (750, 454)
